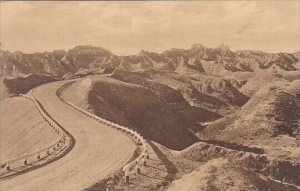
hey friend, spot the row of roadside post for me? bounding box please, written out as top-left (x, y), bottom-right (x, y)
top-left (61, 98), bottom-right (149, 184)
top-left (0, 93), bottom-right (71, 176)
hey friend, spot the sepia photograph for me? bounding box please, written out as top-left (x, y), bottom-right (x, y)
top-left (0, 1), bottom-right (299, 191)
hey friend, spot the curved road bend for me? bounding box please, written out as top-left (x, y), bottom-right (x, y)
top-left (0, 81), bottom-right (136, 191)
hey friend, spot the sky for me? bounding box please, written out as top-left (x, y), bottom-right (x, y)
top-left (1, 1), bottom-right (300, 55)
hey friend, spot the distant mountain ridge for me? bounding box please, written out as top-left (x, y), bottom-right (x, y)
top-left (1, 44), bottom-right (299, 77)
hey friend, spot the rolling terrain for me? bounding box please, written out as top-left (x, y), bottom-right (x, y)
top-left (0, 44), bottom-right (299, 190)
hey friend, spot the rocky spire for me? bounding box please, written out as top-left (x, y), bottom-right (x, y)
top-left (217, 43), bottom-right (231, 51)
top-left (191, 43), bottom-right (206, 50)
top-left (216, 43), bottom-right (232, 56)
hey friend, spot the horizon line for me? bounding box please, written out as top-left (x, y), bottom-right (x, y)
top-left (1, 43), bottom-right (300, 56)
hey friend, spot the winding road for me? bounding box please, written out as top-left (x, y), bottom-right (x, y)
top-left (0, 81), bottom-right (136, 191)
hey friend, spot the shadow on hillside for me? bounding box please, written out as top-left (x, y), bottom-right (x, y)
top-left (147, 141), bottom-right (178, 182)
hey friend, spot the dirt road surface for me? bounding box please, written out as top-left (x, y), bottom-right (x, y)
top-left (0, 81), bottom-right (136, 191)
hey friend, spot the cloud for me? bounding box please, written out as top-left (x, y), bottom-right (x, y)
top-left (1, 1), bottom-right (299, 55)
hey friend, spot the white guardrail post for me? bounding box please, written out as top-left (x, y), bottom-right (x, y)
top-left (0, 93), bottom-right (71, 175)
top-left (62, 99), bottom-right (148, 184)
